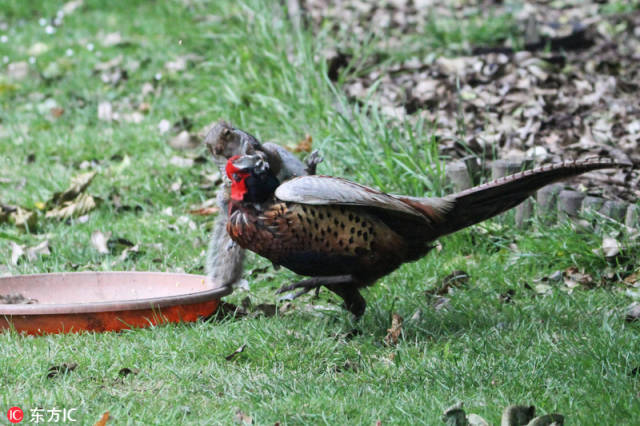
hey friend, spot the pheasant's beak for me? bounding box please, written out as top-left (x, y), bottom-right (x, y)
top-left (231, 154), bottom-right (269, 174)
top-left (230, 155), bottom-right (260, 171)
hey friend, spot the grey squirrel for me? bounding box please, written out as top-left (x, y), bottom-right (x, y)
top-left (203, 121), bottom-right (322, 291)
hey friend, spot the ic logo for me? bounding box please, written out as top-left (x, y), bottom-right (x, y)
top-left (7, 407), bottom-right (24, 423)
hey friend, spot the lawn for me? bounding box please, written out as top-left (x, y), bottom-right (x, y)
top-left (1, 0), bottom-right (639, 424)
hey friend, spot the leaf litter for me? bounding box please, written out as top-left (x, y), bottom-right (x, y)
top-left (300, 1), bottom-right (640, 202)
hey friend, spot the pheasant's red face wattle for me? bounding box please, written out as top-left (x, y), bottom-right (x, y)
top-left (226, 155), bottom-right (249, 201)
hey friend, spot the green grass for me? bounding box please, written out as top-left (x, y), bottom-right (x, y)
top-left (1, 0), bottom-right (639, 424)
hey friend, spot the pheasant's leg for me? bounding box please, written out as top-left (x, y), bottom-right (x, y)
top-left (276, 275), bottom-right (353, 298)
top-left (276, 275), bottom-right (366, 317)
top-left (324, 284), bottom-right (366, 318)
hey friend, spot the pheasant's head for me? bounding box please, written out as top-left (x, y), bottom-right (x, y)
top-left (226, 154), bottom-right (279, 203)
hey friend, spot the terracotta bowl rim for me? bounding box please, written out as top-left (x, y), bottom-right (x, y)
top-left (0, 271), bottom-right (232, 315)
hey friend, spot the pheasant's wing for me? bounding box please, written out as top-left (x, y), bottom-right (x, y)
top-left (275, 175), bottom-right (452, 224)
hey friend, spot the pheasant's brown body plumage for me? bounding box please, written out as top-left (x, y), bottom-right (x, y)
top-left (228, 202), bottom-right (418, 283)
top-left (225, 156), bottom-right (630, 317)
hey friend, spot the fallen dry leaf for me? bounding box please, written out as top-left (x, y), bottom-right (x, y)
top-left (293, 134), bottom-right (312, 152)
top-left (384, 313), bottom-right (403, 346)
top-left (94, 55), bottom-right (123, 72)
top-left (428, 270), bottom-right (469, 296)
top-left (46, 193), bottom-right (97, 220)
top-left (547, 270), bottom-right (564, 282)
top-left (563, 266), bottom-right (594, 290)
top-left (234, 410), bottom-right (253, 424)
top-left (62, 0), bottom-right (84, 14)
top-left (626, 303), bottom-right (640, 323)
top-left (169, 156), bottom-right (194, 168)
top-left (91, 231), bottom-right (112, 254)
top-left (409, 309), bottom-right (422, 322)
top-left (225, 344), bottom-right (247, 361)
top-left (94, 411), bottom-right (109, 426)
top-left (189, 198), bottom-right (220, 216)
top-left (158, 119), bottom-right (171, 134)
top-left (7, 61), bottom-right (29, 81)
top-left (165, 57), bottom-right (187, 72)
top-left (49, 171), bottom-right (97, 206)
top-left (119, 244), bottom-right (141, 262)
top-left (97, 101), bottom-right (113, 121)
top-left (177, 215), bottom-right (197, 231)
top-left (249, 303), bottom-right (277, 318)
top-left (212, 301), bottom-right (247, 320)
top-left (10, 242), bottom-right (24, 265)
top-left (102, 32), bottom-right (125, 47)
top-left (9, 207), bottom-right (37, 229)
top-left (169, 130), bottom-right (200, 150)
top-left (199, 171), bottom-right (222, 190)
top-left (107, 237), bottom-right (134, 252)
top-left (50, 106), bottom-right (64, 118)
top-left (137, 102), bottom-right (150, 113)
top-left (47, 362), bottom-right (77, 379)
top-left (122, 111), bottom-right (144, 123)
top-left (623, 273), bottom-right (640, 287)
top-left (433, 296), bottom-right (451, 311)
top-left (118, 367), bottom-right (138, 377)
top-left (499, 289), bottom-right (515, 303)
top-left (534, 283), bottom-right (553, 295)
top-left (26, 240), bottom-right (50, 261)
top-left (602, 236), bottom-right (621, 259)
top-left (189, 206), bottom-right (219, 216)
top-left (333, 359), bottom-right (359, 373)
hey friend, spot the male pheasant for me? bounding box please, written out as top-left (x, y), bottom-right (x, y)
top-left (225, 155), bottom-right (629, 317)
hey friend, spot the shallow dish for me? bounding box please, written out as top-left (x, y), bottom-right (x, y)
top-left (0, 271), bottom-right (231, 335)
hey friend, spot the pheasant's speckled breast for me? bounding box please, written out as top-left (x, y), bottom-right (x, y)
top-left (227, 201), bottom-right (409, 280)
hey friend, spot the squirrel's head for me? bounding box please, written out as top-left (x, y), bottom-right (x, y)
top-left (204, 121), bottom-right (262, 164)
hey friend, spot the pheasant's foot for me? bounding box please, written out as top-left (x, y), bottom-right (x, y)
top-left (276, 275), bottom-right (353, 299)
top-left (275, 278), bottom-right (321, 296)
top-left (325, 284), bottom-right (366, 319)
top-left (275, 275), bottom-right (365, 317)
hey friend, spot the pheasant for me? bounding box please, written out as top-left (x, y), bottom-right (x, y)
top-left (225, 155), bottom-right (629, 317)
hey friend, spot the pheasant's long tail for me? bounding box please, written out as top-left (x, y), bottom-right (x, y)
top-left (432, 158), bottom-right (630, 237)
